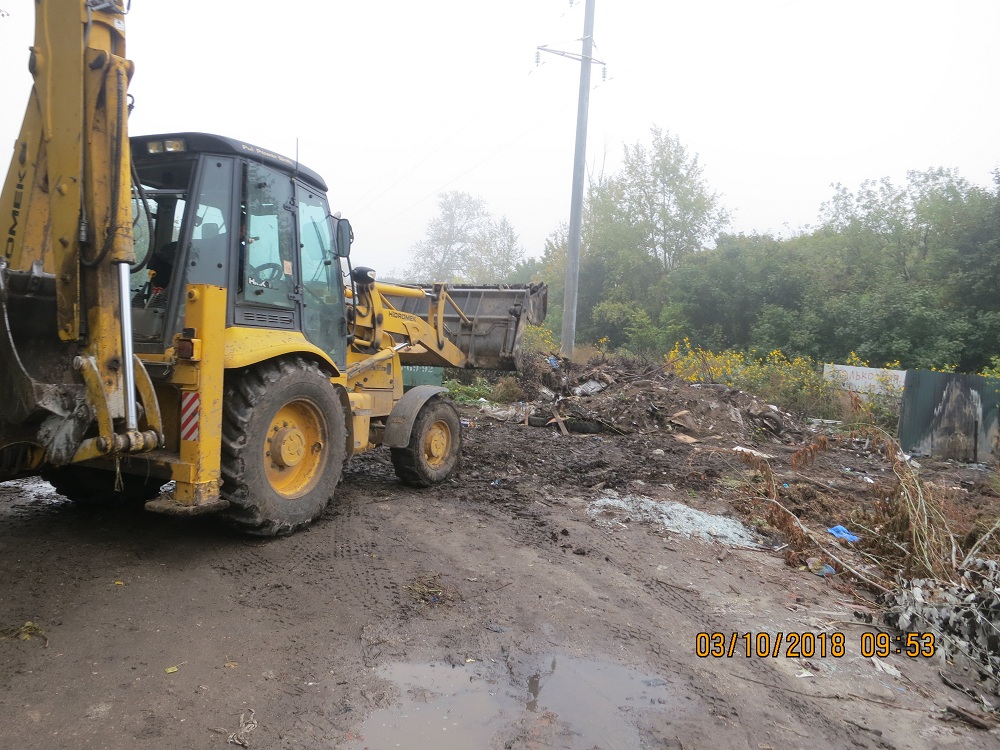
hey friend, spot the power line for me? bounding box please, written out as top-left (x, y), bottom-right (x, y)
top-left (350, 64), bottom-right (544, 216)
top-left (366, 92), bottom-right (574, 234)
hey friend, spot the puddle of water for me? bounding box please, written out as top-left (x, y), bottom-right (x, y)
top-left (343, 654), bottom-right (680, 750)
top-left (342, 661), bottom-right (519, 749)
top-left (519, 656), bottom-right (657, 748)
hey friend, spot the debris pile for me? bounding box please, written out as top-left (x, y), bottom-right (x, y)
top-left (883, 560), bottom-right (1000, 696)
top-left (469, 355), bottom-right (1000, 697)
top-left (498, 358), bottom-right (799, 446)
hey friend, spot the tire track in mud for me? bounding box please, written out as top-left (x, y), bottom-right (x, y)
top-left (207, 479), bottom-right (420, 749)
top-left (592, 528), bottom-right (898, 750)
top-left (213, 489), bottom-right (411, 610)
top-left (464, 493), bottom-right (897, 750)
top-left (443, 495), bottom-right (755, 748)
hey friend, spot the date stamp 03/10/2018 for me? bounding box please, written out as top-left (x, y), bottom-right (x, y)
top-left (695, 631), bottom-right (937, 659)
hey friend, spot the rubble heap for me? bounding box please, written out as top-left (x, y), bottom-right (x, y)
top-left (883, 560), bottom-right (1000, 697)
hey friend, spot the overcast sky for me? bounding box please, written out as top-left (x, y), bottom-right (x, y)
top-left (2, 1), bottom-right (998, 276)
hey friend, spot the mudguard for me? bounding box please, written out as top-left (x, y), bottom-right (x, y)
top-left (384, 385), bottom-right (448, 448)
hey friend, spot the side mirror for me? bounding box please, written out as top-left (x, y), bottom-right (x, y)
top-left (335, 218), bottom-right (353, 259)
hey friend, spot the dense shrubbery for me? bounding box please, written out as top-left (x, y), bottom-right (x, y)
top-left (667, 340), bottom-right (844, 419)
top-left (510, 128), bottom-right (1000, 375)
top-left (666, 341), bottom-right (903, 429)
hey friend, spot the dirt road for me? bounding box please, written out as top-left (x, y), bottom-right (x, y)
top-left (1, 404), bottom-right (996, 749)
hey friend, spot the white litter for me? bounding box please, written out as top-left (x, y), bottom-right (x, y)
top-left (588, 491), bottom-right (761, 547)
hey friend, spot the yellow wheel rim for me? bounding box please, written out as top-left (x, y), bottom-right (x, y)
top-left (422, 419), bottom-right (453, 469)
top-left (264, 398), bottom-right (327, 498)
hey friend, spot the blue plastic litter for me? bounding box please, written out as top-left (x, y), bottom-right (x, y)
top-left (827, 525), bottom-right (859, 543)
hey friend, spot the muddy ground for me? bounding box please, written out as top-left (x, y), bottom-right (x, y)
top-left (1, 368), bottom-right (999, 749)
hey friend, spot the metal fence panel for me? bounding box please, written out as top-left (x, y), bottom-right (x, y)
top-left (898, 371), bottom-right (1000, 463)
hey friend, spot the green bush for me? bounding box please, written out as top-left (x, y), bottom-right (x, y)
top-left (444, 377), bottom-right (493, 404)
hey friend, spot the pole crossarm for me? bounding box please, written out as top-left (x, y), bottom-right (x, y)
top-left (536, 45), bottom-right (605, 66)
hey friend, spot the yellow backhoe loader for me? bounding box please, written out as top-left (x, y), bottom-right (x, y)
top-left (0, 1), bottom-right (546, 535)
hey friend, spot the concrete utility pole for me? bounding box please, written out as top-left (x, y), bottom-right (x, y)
top-left (560, 0), bottom-right (596, 359)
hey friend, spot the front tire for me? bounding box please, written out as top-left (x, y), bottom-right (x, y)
top-left (391, 398), bottom-right (462, 487)
top-left (220, 357), bottom-right (346, 536)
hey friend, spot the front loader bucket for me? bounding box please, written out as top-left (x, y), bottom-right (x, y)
top-left (381, 283), bottom-right (547, 371)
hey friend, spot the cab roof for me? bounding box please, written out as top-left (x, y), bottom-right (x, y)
top-left (131, 132), bottom-right (328, 192)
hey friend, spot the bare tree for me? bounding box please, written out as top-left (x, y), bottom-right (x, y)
top-left (465, 216), bottom-right (524, 283)
top-left (407, 192), bottom-right (523, 283)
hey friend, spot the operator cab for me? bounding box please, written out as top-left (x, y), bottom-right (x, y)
top-left (129, 133), bottom-right (351, 370)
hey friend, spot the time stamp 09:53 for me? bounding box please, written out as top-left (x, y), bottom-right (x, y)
top-left (696, 631), bottom-right (936, 659)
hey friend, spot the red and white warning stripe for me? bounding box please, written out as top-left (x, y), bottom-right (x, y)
top-left (180, 391), bottom-right (200, 441)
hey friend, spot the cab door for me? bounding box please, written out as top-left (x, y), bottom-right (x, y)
top-left (232, 160), bottom-right (346, 369)
top-left (295, 182), bottom-right (347, 370)
top-left (234, 161), bottom-right (297, 328)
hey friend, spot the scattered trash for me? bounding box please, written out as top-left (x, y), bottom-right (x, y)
top-left (405, 574), bottom-right (455, 606)
top-left (588, 491), bottom-right (761, 547)
top-left (668, 410), bottom-right (698, 432)
top-left (484, 622), bottom-right (506, 633)
top-left (114, 581), bottom-right (124, 586)
top-left (673, 434), bottom-right (700, 444)
top-left (744, 403), bottom-right (785, 434)
top-left (652, 448), bottom-right (665, 456)
top-left (572, 379), bottom-right (608, 397)
top-left (228, 709), bottom-right (258, 747)
top-left (642, 677), bottom-right (668, 687)
top-left (870, 656), bottom-right (902, 679)
top-left (0, 621), bottom-right (47, 647)
top-left (884, 560), bottom-right (1000, 695)
top-left (805, 558), bottom-right (836, 577)
top-left (827, 525), bottom-right (860, 543)
top-left (164, 661), bottom-right (186, 674)
top-left (877, 680), bottom-right (905, 693)
top-left (490, 479), bottom-right (501, 488)
top-left (479, 403), bottom-right (532, 423)
top-left (549, 408), bottom-right (570, 436)
top-left (733, 446), bottom-right (774, 460)
top-left (537, 386), bottom-right (556, 402)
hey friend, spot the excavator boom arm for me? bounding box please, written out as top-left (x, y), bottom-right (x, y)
top-left (0, 0), bottom-right (161, 475)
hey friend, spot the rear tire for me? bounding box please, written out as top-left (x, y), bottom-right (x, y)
top-left (391, 398), bottom-right (462, 488)
top-left (41, 465), bottom-right (165, 505)
top-left (220, 357), bottom-right (346, 536)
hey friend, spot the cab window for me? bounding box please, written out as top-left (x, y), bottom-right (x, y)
top-left (298, 187), bottom-right (345, 363)
top-left (238, 162), bottom-right (294, 309)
